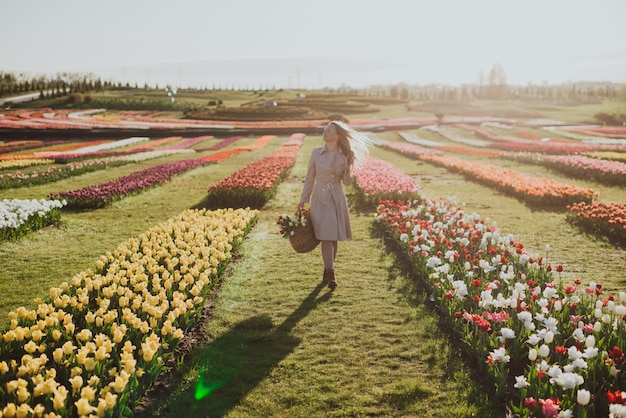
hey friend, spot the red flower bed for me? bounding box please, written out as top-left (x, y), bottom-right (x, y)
top-left (204, 135), bottom-right (303, 209)
top-left (420, 154), bottom-right (597, 207)
top-left (567, 201), bottom-right (626, 245)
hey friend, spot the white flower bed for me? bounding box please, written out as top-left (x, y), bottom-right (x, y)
top-left (110, 149), bottom-right (195, 162)
top-left (0, 199), bottom-right (66, 240)
top-left (74, 137), bottom-right (150, 153)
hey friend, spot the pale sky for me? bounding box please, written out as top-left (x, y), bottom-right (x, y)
top-left (1, 0), bottom-right (625, 89)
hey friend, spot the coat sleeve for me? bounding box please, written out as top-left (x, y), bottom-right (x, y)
top-left (299, 150), bottom-right (317, 205)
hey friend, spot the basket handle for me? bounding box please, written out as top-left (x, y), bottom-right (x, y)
top-left (296, 207), bottom-right (310, 217)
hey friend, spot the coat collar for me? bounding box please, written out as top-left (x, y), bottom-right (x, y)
top-left (321, 145), bottom-right (343, 155)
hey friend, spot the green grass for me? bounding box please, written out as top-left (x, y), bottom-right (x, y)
top-left (2, 100), bottom-right (626, 415)
top-left (134, 137), bottom-right (498, 417)
top-left (0, 137), bottom-right (279, 328)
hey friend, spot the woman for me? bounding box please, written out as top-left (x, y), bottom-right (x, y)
top-left (297, 120), bottom-right (370, 290)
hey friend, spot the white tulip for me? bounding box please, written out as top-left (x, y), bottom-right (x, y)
top-left (577, 389), bottom-right (591, 406)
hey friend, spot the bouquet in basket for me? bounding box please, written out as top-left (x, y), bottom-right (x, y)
top-left (276, 208), bottom-right (319, 252)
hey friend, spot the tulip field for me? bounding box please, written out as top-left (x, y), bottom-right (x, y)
top-left (1, 102), bottom-right (626, 416)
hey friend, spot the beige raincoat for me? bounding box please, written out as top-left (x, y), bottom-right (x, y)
top-left (299, 145), bottom-right (353, 241)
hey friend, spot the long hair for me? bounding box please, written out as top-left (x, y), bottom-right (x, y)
top-left (329, 120), bottom-right (371, 169)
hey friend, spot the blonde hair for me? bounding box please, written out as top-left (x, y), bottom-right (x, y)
top-left (329, 120), bottom-right (371, 169)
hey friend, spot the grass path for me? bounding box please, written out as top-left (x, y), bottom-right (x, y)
top-left (141, 139), bottom-right (498, 417)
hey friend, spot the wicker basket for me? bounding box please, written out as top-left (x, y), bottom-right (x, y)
top-left (289, 210), bottom-right (320, 253)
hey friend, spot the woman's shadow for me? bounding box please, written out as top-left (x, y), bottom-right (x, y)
top-left (153, 282), bottom-right (332, 417)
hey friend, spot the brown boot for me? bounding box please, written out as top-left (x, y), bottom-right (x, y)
top-left (322, 269), bottom-right (330, 285)
top-left (326, 268), bottom-right (337, 290)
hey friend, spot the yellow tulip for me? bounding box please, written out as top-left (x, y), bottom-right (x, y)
top-left (52, 348), bottom-right (63, 363)
top-left (104, 390), bottom-right (117, 408)
top-left (52, 386), bottom-right (68, 410)
top-left (74, 397), bottom-right (95, 416)
top-left (84, 357), bottom-right (96, 372)
top-left (95, 346), bottom-right (109, 362)
top-left (85, 311), bottom-right (95, 324)
top-left (61, 341), bottom-right (75, 356)
top-left (64, 323), bottom-right (75, 335)
top-left (69, 375), bottom-right (83, 394)
top-left (23, 341), bottom-right (38, 354)
top-left (3, 329), bottom-right (16, 343)
top-left (0, 361), bottom-right (8, 374)
top-left (108, 370), bottom-right (129, 394)
top-left (17, 386), bottom-right (30, 403)
top-left (32, 404), bottom-right (45, 417)
top-left (3, 402), bottom-right (17, 417)
top-left (14, 327), bottom-right (26, 341)
top-left (15, 403), bottom-right (33, 418)
top-left (70, 367), bottom-right (82, 378)
top-left (43, 377), bottom-right (57, 394)
top-left (76, 349), bottom-right (88, 365)
top-left (172, 328), bottom-right (184, 340)
top-left (81, 385), bottom-right (96, 402)
top-left (34, 381), bottom-right (46, 397)
top-left (6, 379), bottom-right (19, 393)
top-left (51, 329), bottom-right (62, 341)
top-left (76, 329), bottom-right (92, 342)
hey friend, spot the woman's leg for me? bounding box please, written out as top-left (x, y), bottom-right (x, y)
top-left (321, 240), bottom-right (335, 269)
top-left (321, 240), bottom-right (338, 289)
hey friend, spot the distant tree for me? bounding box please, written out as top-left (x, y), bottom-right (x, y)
top-left (485, 64), bottom-right (508, 99)
top-left (67, 93), bottom-right (82, 103)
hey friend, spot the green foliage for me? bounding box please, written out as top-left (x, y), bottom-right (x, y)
top-left (594, 111), bottom-right (626, 125)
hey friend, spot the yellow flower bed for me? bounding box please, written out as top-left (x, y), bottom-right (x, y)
top-left (0, 207), bottom-right (257, 417)
top-left (584, 151), bottom-right (626, 163)
top-left (0, 158), bottom-right (54, 169)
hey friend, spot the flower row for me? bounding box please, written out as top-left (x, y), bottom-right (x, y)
top-left (571, 126), bottom-right (626, 139)
top-left (426, 125), bottom-right (491, 147)
top-left (35, 140), bottom-right (115, 155)
top-left (160, 135), bottom-right (214, 151)
top-left (566, 201), bottom-right (626, 246)
top-left (374, 198), bottom-right (626, 417)
top-left (379, 141), bottom-right (441, 159)
top-left (0, 141), bottom-right (72, 158)
top-left (0, 159), bottom-right (131, 190)
top-left (0, 198), bottom-right (66, 241)
top-left (503, 153), bottom-right (626, 186)
top-left (0, 207), bottom-right (258, 417)
top-left (397, 131), bottom-right (444, 147)
top-left (419, 153), bottom-right (597, 207)
top-left (68, 137), bottom-right (149, 154)
top-left (584, 151), bottom-right (626, 164)
top-left (0, 158), bottom-right (54, 170)
top-left (49, 158), bottom-right (213, 210)
top-left (353, 158), bottom-right (423, 207)
top-left (204, 135), bottom-right (302, 209)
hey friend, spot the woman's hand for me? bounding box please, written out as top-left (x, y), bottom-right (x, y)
top-left (297, 202), bottom-right (305, 211)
